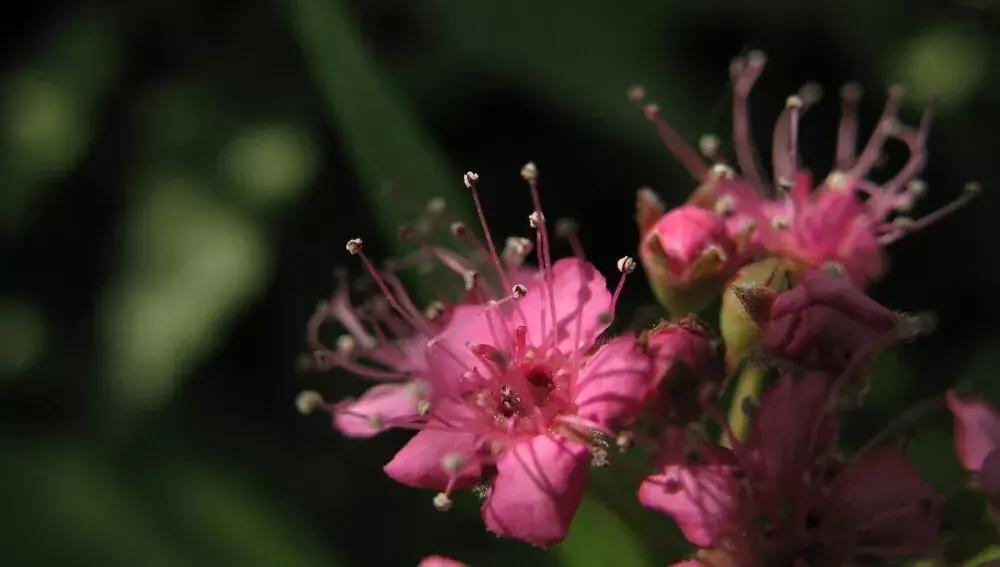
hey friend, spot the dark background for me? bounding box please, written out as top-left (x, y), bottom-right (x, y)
top-left (1, 1), bottom-right (998, 565)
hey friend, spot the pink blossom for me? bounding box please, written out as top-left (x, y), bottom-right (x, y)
top-left (417, 555), bottom-right (467, 567)
top-left (643, 317), bottom-right (723, 424)
top-left (632, 52), bottom-right (977, 287)
top-left (946, 389), bottom-right (1000, 507)
top-left (378, 167), bottom-right (650, 546)
top-left (640, 372), bottom-right (940, 564)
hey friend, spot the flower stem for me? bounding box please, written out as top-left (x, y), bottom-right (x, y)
top-left (724, 365), bottom-right (766, 446)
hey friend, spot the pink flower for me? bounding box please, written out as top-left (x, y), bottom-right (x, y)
top-left (946, 389), bottom-right (1000, 508)
top-left (417, 555), bottom-right (467, 567)
top-left (300, 270), bottom-right (445, 437)
top-left (639, 372), bottom-right (941, 564)
top-left (637, 428), bottom-right (742, 547)
top-left (638, 202), bottom-right (740, 316)
top-left (643, 317), bottom-right (723, 424)
top-left (747, 270), bottom-right (905, 380)
top-left (632, 52), bottom-right (977, 287)
top-left (379, 167), bottom-right (651, 546)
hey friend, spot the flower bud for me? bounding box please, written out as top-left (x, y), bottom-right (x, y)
top-left (643, 317), bottom-right (724, 424)
top-left (760, 270), bottom-right (900, 386)
top-left (719, 258), bottom-right (796, 372)
top-left (639, 204), bottom-right (739, 317)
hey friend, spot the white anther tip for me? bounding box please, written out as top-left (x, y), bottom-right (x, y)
top-left (345, 238), bottom-right (363, 255)
top-left (295, 390), bottom-right (325, 415)
top-left (520, 162), bottom-right (538, 181)
top-left (463, 171), bottom-right (480, 188)
top-left (617, 256), bottom-right (637, 274)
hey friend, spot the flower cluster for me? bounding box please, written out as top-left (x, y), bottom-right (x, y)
top-left (298, 52), bottom-right (990, 566)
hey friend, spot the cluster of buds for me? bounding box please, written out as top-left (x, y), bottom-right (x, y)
top-left (297, 54), bottom-right (991, 566)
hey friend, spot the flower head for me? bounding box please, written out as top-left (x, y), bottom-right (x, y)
top-left (373, 165), bottom-right (652, 546)
top-left (642, 317), bottom-right (724, 425)
top-left (632, 51), bottom-right (978, 288)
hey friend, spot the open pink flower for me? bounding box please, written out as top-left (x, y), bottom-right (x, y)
top-left (632, 51), bottom-right (977, 287)
top-left (380, 168), bottom-right (651, 546)
top-left (946, 389), bottom-right (1000, 508)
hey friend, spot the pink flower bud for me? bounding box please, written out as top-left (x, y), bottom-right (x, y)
top-left (758, 270), bottom-right (901, 380)
top-left (946, 389), bottom-right (1000, 509)
top-left (418, 555), bottom-right (467, 567)
top-left (643, 317), bottom-right (723, 424)
top-left (639, 204), bottom-right (739, 316)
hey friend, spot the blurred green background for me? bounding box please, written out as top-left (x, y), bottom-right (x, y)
top-left (2, 0), bottom-right (999, 565)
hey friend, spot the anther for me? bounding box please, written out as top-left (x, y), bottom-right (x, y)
top-left (424, 301), bottom-right (445, 320)
top-left (616, 431), bottom-right (635, 453)
top-left (964, 181), bottom-right (982, 195)
top-left (617, 256), bottom-right (637, 274)
top-left (450, 221), bottom-right (468, 237)
top-left (345, 238), bottom-right (363, 255)
top-left (906, 179), bottom-right (927, 197)
top-left (295, 390), bottom-right (325, 415)
top-left (699, 134), bottom-right (720, 159)
top-left (463, 270), bottom-right (479, 291)
top-left (776, 177), bottom-right (794, 191)
top-left (798, 81), bottom-right (823, 105)
top-left (512, 284), bottom-right (528, 299)
top-left (417, 400), bottom-right (432, 416)
top-left (747, 50), bottom-right (767, 68)
top-left (785, 95), bottom-right (804, 109)
top-left (771, 216), bottom-right (791, 230)
top-left (710, 163), bottom-right (735, 181)
top-left (626, 84), bottom-right (646, 103)
top-left (463, 171), bottom-right (480, 189)
top-left (336, 334), bottom-right (357, 355)
top-left (642, 103), bottom-right (660, 121)
top-left (825, 171), bottom-right (848, 191)
top-left (821, 261), bottom-right (847, 278)
top-left (520, 161), bottom-right (538, 182)
top-left (433, 492), bottom-right (453, 512)
top-left (714, 194), bottom-right (736, 216)
top-left (840, 82), bottom-right (863, 101)
top-left (427, 197), bottom-right (446, 214)
top-left (529, 211), bottom-right (545, 229)
top-left (887, 84), bottom-right (906, 100)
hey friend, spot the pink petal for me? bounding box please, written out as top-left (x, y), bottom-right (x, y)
top-left (573, 335), bottom-right (652, 430)
top-left (334, 382), bottom-right (424, 438)
top-left (945, 389), bottom-right (1000, 471)
top-left (742, 372), bottom-right (836, 494)
top-left (638, 429), bottom-right (741, 547)
top-left (482, 434), bottom-right (590, 547)
top-left (417, 555), bottom-right (467, 567)
top-left (513, 258), bottom-right (613, 352)
top-left (424, 303), bottom-right (509, 394)
top-left (384, 428), bottom-right (482, 490)
top-left (824, 446), bottom-right (940, 556)
top-left (979, 449), bottom-right (1000, 509)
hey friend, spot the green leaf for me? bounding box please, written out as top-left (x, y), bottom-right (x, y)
top-left (289, 0), bottom-right (471, 247)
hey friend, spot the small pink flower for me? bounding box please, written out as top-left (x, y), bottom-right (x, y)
top-left (637, 428), bottom-right (742, 547)
top-left (632, 52), bottom-right (977, 287)
top-left (752, 270), bottom-right (903, 379)
top-left (417, 555), bottom-right (467, 567)
top-left (946, 389), bottom-right (1000, 507)
top-left (639, 203), bottom-right (739, 315)
top-left (643, 318), bottom-right (723, 424)
top-left (379, 167), bottom-right (650, 546)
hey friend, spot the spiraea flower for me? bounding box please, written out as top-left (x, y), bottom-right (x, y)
top-left (332, 166), bottom-right (651, 547)
top-left (639, 372), bottom-right (941, 565)
top-left (946, 389), bottom-right (1000, 509)
top-left (299, 264), bottom-right (445, 437)
top-left (632, 51), bottom-right (978, 289)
